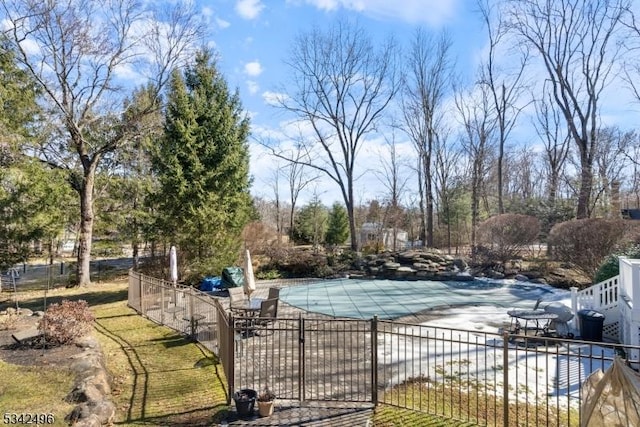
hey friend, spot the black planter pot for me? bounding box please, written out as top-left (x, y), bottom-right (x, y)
top-left (233, 389), bottom-right (256, 418)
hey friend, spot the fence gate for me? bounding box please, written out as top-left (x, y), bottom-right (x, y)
top-left (301, 318), bottom-right (373, 402)
top-left (233, 317), bottom-right (374, 403)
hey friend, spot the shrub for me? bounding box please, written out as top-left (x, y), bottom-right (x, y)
top-left (548, 218), bottom-right (626, 278)
top-left (241, 221), bottom-right (282, 255)
top-left (594, 244), bottom-right (640, 283)
top-left (476, 214), bottom-right (540, 263)
top-left (38, 299), bottom-right (95, 345)
top-left (0, 311), bottom-right (18, 330)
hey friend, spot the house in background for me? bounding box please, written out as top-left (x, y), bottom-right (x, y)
top-left (359, 222), bottom-right (408, 251)
top-left (622, 209), bottom-right (640, 220)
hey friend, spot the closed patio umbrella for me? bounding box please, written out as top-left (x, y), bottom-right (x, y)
top-left (169, 246), bottom-right (178, 285)
top-left (243, 249), bottom-right (256, 300)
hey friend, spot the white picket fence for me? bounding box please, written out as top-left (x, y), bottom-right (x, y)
top-left (571, 257), bottom-right (640, 361)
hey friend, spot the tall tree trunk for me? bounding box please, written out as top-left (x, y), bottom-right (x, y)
top-left (425, 138), bottom-right (434, 247)
top-left (417, 156), bottom-right (427, 244)
top-left (576, 151), bottom-right (593, 219)
top-left (347, 182), bottom-right (358, 251)
top-left (76, 165), bottom-right (96, 286)
top-left (471, 159), bottom-right (482, 258)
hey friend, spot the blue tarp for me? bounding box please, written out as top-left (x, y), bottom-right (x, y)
top-left (200, 276), bottom-right (222, 291)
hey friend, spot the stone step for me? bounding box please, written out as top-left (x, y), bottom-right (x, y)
top-left (11, 327), bottom-right (42, 343)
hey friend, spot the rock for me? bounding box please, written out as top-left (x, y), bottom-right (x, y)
top-left (514, 274), bottom-right (529, 282)
top-left (66, 400), bottom-right (115, 427)
top-left (63, 333), bottom-right (115, 426)
top-left (66, 382), bottom-right (103, 403)
top-left (65, 403), bottom-right (92, 424)
top-left (452, 258), bottom-right (468, 271)
top-left (415, 271), bottom-right (435, 279)
top-left (89, 400), bottom-right (116, 425)
top-left (420, 253), bottom-right (446, 264)
top-left (531, 278), bottom-right (547, 284)
top-left (519, 270), bottom-right (543, 279)
top-left (34, 311), bottom-right (45, 317)
top-left (18, 308), bottom-right (33, 316)
top-left (73, 414), bottom-right (102, 427)
top-left (75, 335), bottom-right (100, 349)
top-left (435, 271), bottom-right (456, 280)
top-left (412, 262), bottom-right (431, 270)
top-left (486, 270), bottom-right (505, 280)
top-left (395, 266), bottom-right (416, 278)
top-left (382, 261), bottom-right (401, 270)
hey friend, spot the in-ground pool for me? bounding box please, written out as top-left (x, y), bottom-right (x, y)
top-left (279, 278), bottom-right (554, 320)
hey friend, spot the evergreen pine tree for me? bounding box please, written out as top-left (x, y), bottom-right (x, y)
top-left (326, 203), bottom-right (350, 245)
top-left (153, 50), bottom-right (253, 279)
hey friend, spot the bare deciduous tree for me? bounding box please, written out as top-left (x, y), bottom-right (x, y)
top-left (478, 0), bottom-right (529, 214)
top-left (272, 20), bottom-right (399, 250)
top-left (402, 29), bottom-right (452, 247)
top-left (284, 145), bottom-right (318, 242)
top-left (455, 83), bottom-right (496, 256)
top-left (375, 130), bottom-right (409, 251)
top-left (1, 0), bottom-right (204, 285)
top-left (532, 86), bottom-right (571, 207)
top-left (432, 128), bottom-right (462, 253)
top-left (505, 0), bottom-right (629, 219)
top-left (591, 127), bottom-right (633, 216)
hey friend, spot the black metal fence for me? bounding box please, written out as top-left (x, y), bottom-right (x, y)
top-left (128, 272), bottom-right (640, 426)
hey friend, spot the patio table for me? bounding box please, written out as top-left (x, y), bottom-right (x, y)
top-left (231, 298), bottom-right (264, 315)
top-left (507, 309), bottom-right (558, 336)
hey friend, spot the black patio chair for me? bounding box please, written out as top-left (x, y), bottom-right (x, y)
top-left (267, 287), bottom-right (280, 300)
top-left (254, 298), bottom-right (278, 336)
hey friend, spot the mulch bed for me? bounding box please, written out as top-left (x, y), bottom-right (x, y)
top-left (0, 315), bottom-right (83, 368)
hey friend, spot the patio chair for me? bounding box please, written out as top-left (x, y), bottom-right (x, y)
top-left (267, 287), bottom-right (280, 300)
top-left (228, 286), bottom-right (245, 307)
top-left (254, 298), bottom-right (279, 336)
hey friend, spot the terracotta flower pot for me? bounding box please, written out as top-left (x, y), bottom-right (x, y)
top-left (257, 400), bottom-right (275, 417)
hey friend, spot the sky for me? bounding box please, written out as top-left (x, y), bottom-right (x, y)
top-left (198, 0), bottom-right (490, 206)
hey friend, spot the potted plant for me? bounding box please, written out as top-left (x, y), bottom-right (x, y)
top-left (232, 388), bottom-right (256, 418)
top-left (257, 387), bottom-right (276, 417)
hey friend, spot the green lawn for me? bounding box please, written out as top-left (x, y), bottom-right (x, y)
top-left (1, 278), bottom-right (231, 426)
top-left (92, 282), bottom-right (230, 426)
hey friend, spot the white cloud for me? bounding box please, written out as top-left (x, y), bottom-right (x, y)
top-left (247, 80), bottom-right (259, 95)
top-left (215, 17), bottom-right (231, 29)
top-left (236, 0), bottom-right (265, 20)
top-left (262, 91), bottom-right (289, 106)
top-left (289, 0), bottom-right (457, 26)
top-left (244, 61), bottom-right (263, 77)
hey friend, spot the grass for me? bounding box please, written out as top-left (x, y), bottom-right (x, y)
top-left (373, 381), bottom-right (580, 427)
top-left (373, 406), bottom-right (477, 426)
top-left (1, 276), bottom-right (231, 426)
top-left (0, 362), bottom-right (75, 427)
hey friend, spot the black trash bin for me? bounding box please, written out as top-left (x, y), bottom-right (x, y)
top-left (233, 389), bottom-right (256, 418)
top-left (577, 309), bottom-right (605, 341)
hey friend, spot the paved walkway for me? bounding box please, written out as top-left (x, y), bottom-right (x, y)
top-left (224, 401), bottom-right (373, 426)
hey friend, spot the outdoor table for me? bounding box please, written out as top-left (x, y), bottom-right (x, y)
top-left (507, 309), bottom-right (559, 336)
top-left (231, 298), bottom-right (264, 337)
top-left (164, 305), bottom-right (184, 320)
top-left (231, 298), bottom-right (264, 316)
